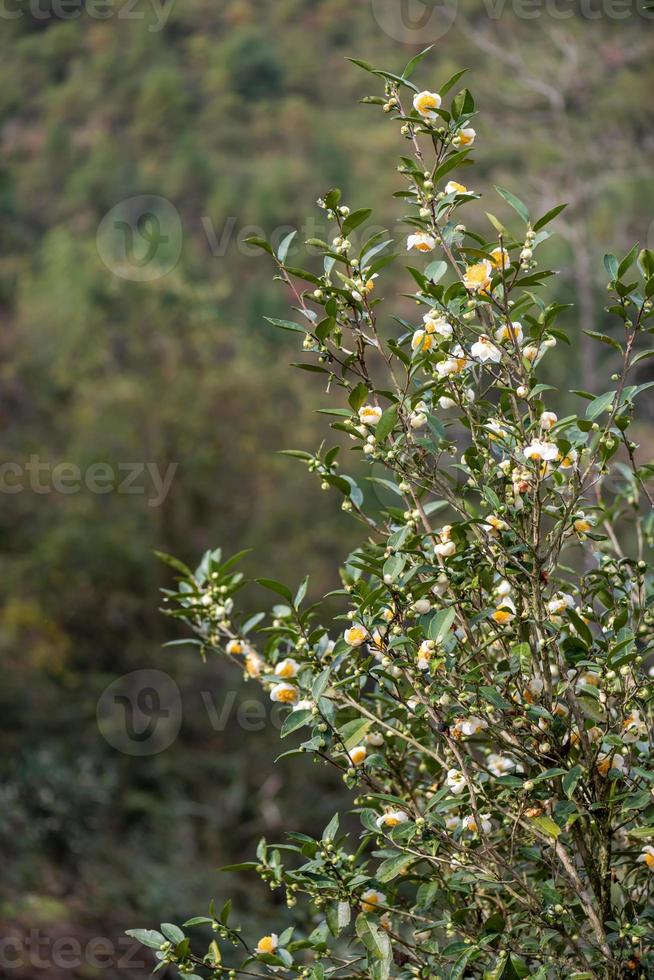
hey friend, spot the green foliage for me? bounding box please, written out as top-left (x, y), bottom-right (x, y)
top-left (131, 51), bottom-right (654, 980)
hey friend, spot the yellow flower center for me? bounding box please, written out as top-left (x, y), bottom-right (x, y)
top-left (257, 936), bottom-right (276, 954)
top-left (277, 687), bottom-right (298, 704)
top-left (492, 609), bottom-right (513, 624)
top-left (415, 93), bottom-right (439, 115)
top-left (645, 852), bottom-right (654, 869)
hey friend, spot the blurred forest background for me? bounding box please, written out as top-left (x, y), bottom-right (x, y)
top-left (1, 0), bottom-right (653, 976)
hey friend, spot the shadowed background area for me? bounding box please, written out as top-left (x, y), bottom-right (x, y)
top-left (1, 0), bottom-right (653, 976)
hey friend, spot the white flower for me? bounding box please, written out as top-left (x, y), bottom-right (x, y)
top-left (423, 311), bottom-right (453, 338)
top-left (256, 934), bottom-right (279, 956)
top-left (547, 593), bottom-right (575, 616)
top-left (361, 888), bottom-right (387, 912)
top-left (489, 246), bottom-right (510, 269)
top-left (446, 768), bottom-right (467, 795)
top-left (417, 640), bottom-right (434, 671)
top-left (348, 745), bottom-right (367, 766)
top-left (463, 812), bottom-right (491, 834)
top-left (359, 404), bottom-right (382, 426)
top-left (573, 513), bottom-right (595, 535)
top-left (274, 657), bottom-right (299, 679)
top-left (486, 418), bottom-right (508, 441)
top-left (495, 321), bottom-right (524, 345)
top-left (540, 411), bottom-right (558, 430)
top-left (522, 677), bottom-right (544, 704)
top-left (487, 754), bottom-right (516, 777)
top-left (457, 127), bottom-right (476, 146)
top-left (492, 597), bottom-right (516, 625)
top-left (435, 540), bottom-right (456, 557)
top-left (596, 751), bottom-right (626, 777)
top-left (226, 639), bottom-right (246, 656)
top-left (376, 809), bottom-right (409, 829)
top-left (471, 335), bottom-right (502, 364)
top-left (407, 231), bottom-right (437, 253)
top-left (295, 698), bottom-right (313, 712)
top-left (439, 395), bottom-right (457, 410)
top-left (413, 598), bottom-right (431, 615)
top-left (244, 652), bottom-right (264, 679)
top-left (413, 90), bottom-right (442, 120)
top-left (452, 716), bottom-right (488, 738)
top-left (558, 449), bottom-right (578, 470)
top-left (366, 731), bottom-right (384, 747)
top-left (638, 845), bottom-right (654, 870)
top-left (270, 682), bottom-right (299, 705)
top-left (496, 579), bottom-right (512, 598)
top-left (523, 440), bottom-right (559, 462)
top-left (444, 180), bottom-right (472, 195)
top-left (410, 400), bottom-right (428, 429)
top-left (622, 711), bottom-right (647, 744)
top-left (444, 813), bottom-right (461, 831)
top-left (463, 260), bottom-right (492, 292)
top-left (344, 624), bottom-right (368, 647)
top-left (482, 514), bottom-right (508, 537)
top-left (411, 328), bottom-right (435, 353)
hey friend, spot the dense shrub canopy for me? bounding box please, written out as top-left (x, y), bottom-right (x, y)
top-left (130, 52), bottom-right (654, 980)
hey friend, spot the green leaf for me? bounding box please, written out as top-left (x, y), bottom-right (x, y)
top-left (322, 812), bottom-right (339, 842)
top-left (402, 45), bottom-right (434, 80)
top-left (342, 208), bottom-right (372, 237)
top-left (257, 578), bottom-right (293, 602)
top-left (375, 405), bottom-right (398, 442)
top-left (355, 916), bottom-right (392, 977)
top-left (495, 186), bottom-right (530, 225)
top-left (281, 709), bottom-right (313, 738)
top-left (424, 260), bottom-right (448, 282)
top-left (563, 765), bottom-right (583, 799)
top-left (339, 717), bottom-right (372, 751)
top-left (312, 666), bottom-right (332, 700)
top-left (531, 815), bottom-right (562, 839)
top-left (125, 930), bottom-right (165, 950)
top-left (604, 253), bottom-right (619, 280)
top-left (376, 853), bottom-right (411, 882)
top-left (243, 235), bottom-right (273, 256)
top-left (439, 68), bottom-right (469, 98)
top-left (348, 382), bottom-right (369, 412)
top-left (428, 606), bottom-right (456, 643)
top-left (533, 203), bottom-right (567, 232)
top-left (160, 923), bottom-right (184, 944)
top-left (585, 390), bottom-right (615, 420)
top-left (277, 230), bottom-right (297, 264)
top-left (264, 317), bottom-right (306, 334)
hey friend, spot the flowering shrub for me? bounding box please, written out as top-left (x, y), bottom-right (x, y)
top-left (128, 51), bottom-right (654, 980)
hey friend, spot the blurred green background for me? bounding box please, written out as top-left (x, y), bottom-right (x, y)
top-left (1, 0), bottom-right (653, 976)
